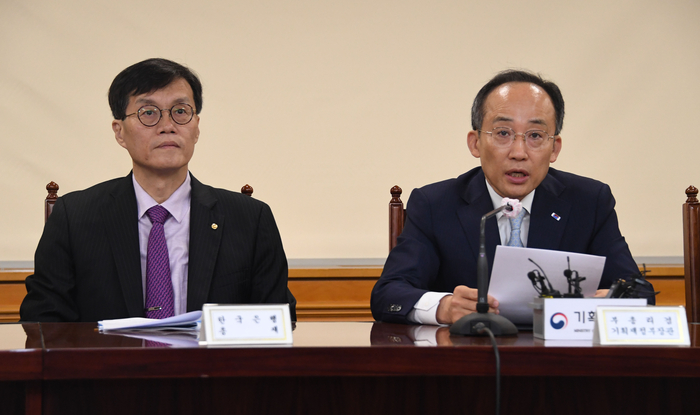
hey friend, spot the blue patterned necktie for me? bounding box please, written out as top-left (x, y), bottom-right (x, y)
top-left (506, 209), bottom-right (526, 247)
top-left (144, 205), bottom-right (174, 319)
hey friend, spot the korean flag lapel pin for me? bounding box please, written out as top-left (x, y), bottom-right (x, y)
top-left (551, 212), bottom-right (561, 221)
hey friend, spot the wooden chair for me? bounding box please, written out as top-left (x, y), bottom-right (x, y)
top-left (45, 181), bottom-right (59, 222)
top-left (683, 185), bottom-right (700, 322)
top-left (241, 184), bottom-right (254, 197)
top-left (389, 185), bottom-right (406, 251)
top-left (39, 181), bottom-right (298, 319)
top-left (44, 182), bottom-right (254, 222)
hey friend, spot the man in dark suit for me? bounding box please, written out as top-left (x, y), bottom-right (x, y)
top-left (371, 70), bottom-right (641, 325)
top-left (20, 58), bottom-right (295, 322)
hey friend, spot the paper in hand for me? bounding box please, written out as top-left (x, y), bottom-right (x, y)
top-left (488, 246), bottom-right (606, 324)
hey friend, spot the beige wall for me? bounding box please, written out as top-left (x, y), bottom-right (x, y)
top-left (1, 0), bottom-right (699, 261)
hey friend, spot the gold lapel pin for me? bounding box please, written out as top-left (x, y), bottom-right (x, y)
top-left (211, 223), bottom-right (218, 230)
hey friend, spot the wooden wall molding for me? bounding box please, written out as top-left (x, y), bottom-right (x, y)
top-left (0, 265), bottom-right (686, 323)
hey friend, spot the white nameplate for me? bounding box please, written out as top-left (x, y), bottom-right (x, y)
top-left (593, 306), bottom-right (690, 346)
top-left (531, 297), bottom-right (646, 340)
top-left (199, 304), bottom-right (293, 347)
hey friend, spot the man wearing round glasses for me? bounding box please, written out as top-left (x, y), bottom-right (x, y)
top-left (372, 70), bottom-right (645, 325)
top-left (21, 58), bottom-right (295, 322)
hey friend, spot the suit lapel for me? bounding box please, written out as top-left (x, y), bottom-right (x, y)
top-left (104, 174), bottom-right (144, 317)
top-left (527, 172), bottom-right (571, 250)
top-left (457, 170), bottom-right (501, 263)
top-left (187, 174), bottom-right (224, 311)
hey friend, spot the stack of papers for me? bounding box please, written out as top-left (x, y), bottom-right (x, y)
top-left (98, 310), bottom-right (202, 331)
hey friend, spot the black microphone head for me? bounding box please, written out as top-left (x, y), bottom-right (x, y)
top-left (564, 256), bottom-right (572, 277)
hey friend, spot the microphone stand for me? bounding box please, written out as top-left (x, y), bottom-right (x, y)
top-left (562, 256), bottom-right (585, 298)
top-left (450, 204), bottom-right (518, 336)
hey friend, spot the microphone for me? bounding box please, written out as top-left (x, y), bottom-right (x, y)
top-left (476, 204), bottom-right (509, 311)
top-left (450, 203), bottom-right (518, 336)
top-left (563, 257), bottom-right (572, 283)
top-left (562, 256), bottom-right (585, 298)
top-left (528, 270), bottom-right (549, 296)
top-left (528, 258), bottom-right (561, 297)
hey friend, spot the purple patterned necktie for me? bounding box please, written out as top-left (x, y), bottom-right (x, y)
top-left (144, 205), bottom-right (174, 319)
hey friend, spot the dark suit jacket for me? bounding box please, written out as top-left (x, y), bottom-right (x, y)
top-left (20, 173), bottom-right (296, 322)
top-left (371, 167), bottom-right (641, 324)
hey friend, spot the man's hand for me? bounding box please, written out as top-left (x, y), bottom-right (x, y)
top-left (435, 285), bottom-right (499, 324)
top-left (594, 289), bottom-right (609, 298)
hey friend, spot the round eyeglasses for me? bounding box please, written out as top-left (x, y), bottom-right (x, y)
top-left (125, 103), bottom-right (195, 127)
top-left (479, 127), bottom-right (555, 150)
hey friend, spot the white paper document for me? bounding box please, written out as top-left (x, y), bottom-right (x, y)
top-left (488, 246), bottom-right (606, 325)
top-left (98, 310), bottom-right (202, 331)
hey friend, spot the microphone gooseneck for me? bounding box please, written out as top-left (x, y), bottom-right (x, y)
top-left (476, 204), bottom-right (512, 312)
top-left (450, 203), bottom-right (517, 336)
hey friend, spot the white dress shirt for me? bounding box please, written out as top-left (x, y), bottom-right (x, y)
top-left (133, 174), bottom-right (191, 316)
top-left (407, 178), bottom-right (535, 325)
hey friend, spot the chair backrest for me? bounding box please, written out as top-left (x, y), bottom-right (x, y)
top-left (389, 185), bottom-right (406, 251)
top-left (683, 185), bottom-right (700, 322)
top-left (44, 181), bottom-right (254, 223)
top-left (241, 184), bottom-right (254, 197)
top-left (45, 181), bottom-right (59, 222)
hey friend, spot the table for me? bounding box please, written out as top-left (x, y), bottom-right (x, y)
top-left (2, 322), bottom-right (699, 415)
top-left (0, 324), bottom-right (42, 415)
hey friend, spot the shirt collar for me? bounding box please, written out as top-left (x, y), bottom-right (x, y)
top-left (133, 173), bottom-right (192, 224)
top-left (484, 177), bottom-right (535, 217)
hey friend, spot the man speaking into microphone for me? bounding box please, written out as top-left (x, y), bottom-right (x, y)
top-left (371, 69), bottom-right (643, 325)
